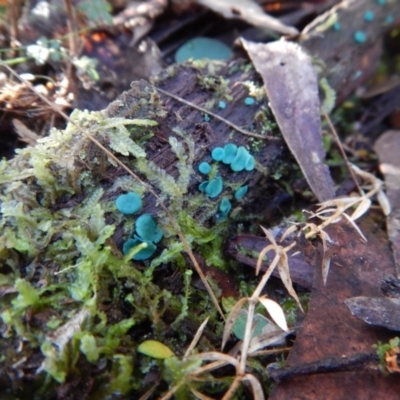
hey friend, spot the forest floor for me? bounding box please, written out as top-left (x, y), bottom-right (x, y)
top-left (0, 1), bottom-right (400, 399)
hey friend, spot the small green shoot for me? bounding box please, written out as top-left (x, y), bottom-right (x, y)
top-left (373, 337), bottom-right (400, 373)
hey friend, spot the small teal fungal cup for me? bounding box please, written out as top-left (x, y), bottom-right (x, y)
top-left (198, 181), bottom-right (209, 192)
top-left (218, 100), bottom-right (227, 109)
top-left (123, 237), bottom-right (157, 261)
top-left (333, 22), bottom-right (341, 31)
top-left (205, 176), bottom-right (223, 198)
top-left (217, 197), bottom-right (232, 220)
top-left (231, 146), bottom-right (251, 172)
top-left (364, 10), bottom-right (374, 21)
top-left (211, 147), bottom-right (225, 161)
top-left (222, 143), bottom-right (238, 164)
top-left (354, 31), bottom-right (367, 43)
top-left (135, 214), bottom-right (163, 243)
top-left (234, 185), bottom-right (248, 201)
top-left (199, 162), bottom-right (212, 174)
top-left (385, 15), bottom-right (394, 24)
top-left (244, 97), bottom-right (255, 106)
top-left (175, 37), bottom-right (233, 63)
top-left (245, 155), bottom-right (255, 171)
top-left (116, 192), bottom-right (142, 215)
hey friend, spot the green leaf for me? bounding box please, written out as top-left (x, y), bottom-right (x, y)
top-left (40, 342), bottom-right (68, 383)
top-left (109, 354), bottom-right (134, 394)
top-left (77, 0), bottom-right (113, 25)
top-left (12, 279), bottom-right (40, 310)
top-left (107, 128), bottom-right (146, 158)
top-left (138, 340), bottom-right (174, 359)
top-left (163, 356), bottom-right (202, 383)
top-left (80, 333), bottom-right (99, 362)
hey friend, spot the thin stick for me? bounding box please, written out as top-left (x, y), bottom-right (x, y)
top-left (154, 85), bottom-right (276, 140)
top-left (2, 62), bottom-right (225, 321)
top-left (322, 109), bottom-right (363, 195)
top-left (63, 0), bottom-right (79, 59)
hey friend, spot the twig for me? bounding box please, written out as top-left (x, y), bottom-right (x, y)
top-left (322, 109), bottom-right (363, 195)
top-left (154, 85), bottom-right (276, 140)
top-left (268, 352), bottom-right (379, 383)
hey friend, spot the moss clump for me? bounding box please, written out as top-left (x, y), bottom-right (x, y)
top-left (0, 91), bottom-right (232, 398)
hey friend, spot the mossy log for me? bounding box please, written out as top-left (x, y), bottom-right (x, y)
top-left (0, 59), bottom-right (296, 398)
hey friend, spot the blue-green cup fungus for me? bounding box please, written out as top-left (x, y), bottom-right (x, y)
top-left (230, 146), bottom-right (253, 172)
top-left (205, 176), bottom-right (223, 198)
top-left (198, 162), bottom-right (212, 174)
top-left (245, 154), bottom-right (255, 171)
top-left (135, 214), bottom-right (163, 243)
top-left (244, 97), bottom-right (255, 106)
top-left (385, 15), bottom-right (394, 24)
top-left (211, 147), bottom-right (225, 162)
top-left (198, 181), bottom-right (209, 192)
top-left (354, 31), bottom-right (367, 43)
top-left (175, 37), bottom-right (233, 63)
top-left (222, 143), bottom-right (238, 164)
top-left (217, 197), bottom-right (232, 220)
top-left (333, 21), bottom-right (341, 31)
top-left (234, 185), bottom-right (248, 201)
top-left (218, 100), bottom-right (227, 109)
top-left (122, 214), bottom-right (163, 261)
top-left (123, 236), bottom-right (157, 261)
top-left (364, 10), bottom-right (374, 21)
top-left (116, 192), bottom-right (142, 215)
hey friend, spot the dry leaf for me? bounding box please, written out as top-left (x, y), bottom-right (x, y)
top-left (258, 296), bottom-right (288, 332)
top-left (376, 189), bottom-right (391, 217)
top-left (184, 317), bottom-right (209, 358)
top-left (13, 119), bottom-right (40, 146)
top-left (249, 329), bottom-right (292, 354)
top-left (374, 130), bottom-right (400, 273)
top-left (277, 252), bottom-right (303, 311)
top-left (194, 0), bottom-right (298, 35)
top-left (222, 297), bottom-right (248, 350)
top-left (242, 374), bottom-right (265, 400)
top-left (351, 197), bottom-right (372, 221)
top-left (241, 39), bottom-right (335, 202)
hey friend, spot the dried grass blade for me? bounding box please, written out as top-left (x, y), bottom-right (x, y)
top-left (322, 256), bottom-right (331, 286)
top-left (256, 244), bottom-right (275, 275)
top-left (343, 213), bottom-right (368, 242)
top-left (190, 360), bottom-right (226, 376)
top-left (351, 197), bottom-right (371, 221)
top-left (184, 317), bottom-right (209, 358)
top-left (280, 224), bottom-right (298, 242)
top-left (242, 374), bottom-right (265, 400)
top-left (221, 377), bottom-right (242, 400)
top-left (248, 329), bottom-right (293, 354)
top-left (188, 352), bottom-right (240, 370)
top-left (190, 387), bottom-right (216, 400)
top-left (377, 189), bottom-right (391, 216)
top-left (257, 296), bottom-right (288, 332)
top-left (222, 297), bottom-right (248, 350)
top-left (277, 253), bottom-right (303, 311)
top-left (158, 384), bottom-right (179, 400)
top-left (260, 226), bottom-right (277, 245)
